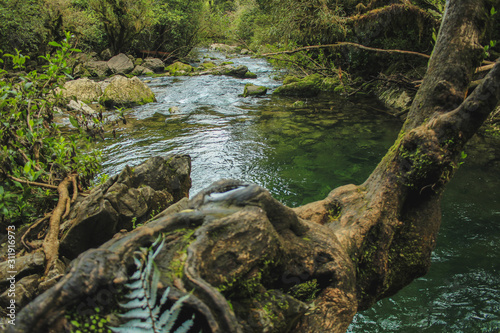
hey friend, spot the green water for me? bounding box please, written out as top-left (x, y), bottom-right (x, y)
top-left (98, 50), bottom-right (500, 331)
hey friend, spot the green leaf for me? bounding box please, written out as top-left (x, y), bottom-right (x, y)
top-left (69, 116), bottom-right (80, 129)
top-left (48, 41), bottom-right (62, 48)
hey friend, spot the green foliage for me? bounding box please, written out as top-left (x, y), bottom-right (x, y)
top-left (88, 0), bottom-right (156, 55)
top-left (66, 307), bottom-right (112, 333)
top-left (0, 33), bottom-right (101, 225)
top-left (136, 0), bottom-right (205, 58)
top-left (112, 236), bottom-right (196, 333)
top-left (288, 279), bottom-right (320, 302)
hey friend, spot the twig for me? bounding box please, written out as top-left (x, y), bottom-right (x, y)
top-left (8, 175), bottom-right (58, 190)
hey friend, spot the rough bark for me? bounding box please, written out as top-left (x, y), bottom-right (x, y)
top-left (7, 1), bottom-right (500, 332)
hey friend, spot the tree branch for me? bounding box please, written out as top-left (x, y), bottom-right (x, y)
top-left (8, 175), bottom-right (58, 190)
top-left (261, 42), bottom-right (431, 59)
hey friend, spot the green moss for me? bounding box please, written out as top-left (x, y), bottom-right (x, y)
top-left (244, 71), bottom-right (257, 78)
top-left (273, 74), bottom-right (323, 97)
top-left (66, 307), bottom-right (112, 333)
top-left (220, 61), bottom-right (234, 65)
top-left (165, 61), bottom-right (194, 75)
top-left (288, 279), bottom-right (320, 302)
top-left (243, 83), bottom-right (267, 97)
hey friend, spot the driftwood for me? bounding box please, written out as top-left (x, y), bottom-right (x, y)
top-left (8, 1), bottom-right (500, 332)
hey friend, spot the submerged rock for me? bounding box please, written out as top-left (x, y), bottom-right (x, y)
top-left (100, 75), bottom-right (156, 106)
top-left (243, 83), bottom-right (267, 97)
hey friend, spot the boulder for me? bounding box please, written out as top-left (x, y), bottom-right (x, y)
top-left (131, 65), bottom-right (154, 76)
top-left (273, 74), bottom-right (323, 97)
top-left (243, 83), bottom-right (267, 97)
top-left (208, 65), bottom-right (249, 78)
top-left (240, 48), bottom-right (252, 55)
top-left (107, 53), bottom-right (134, 75)
top-left (100, 48), bottom-right (113, 61)
top-left (210, 43), bottom-right (238, 53)
top-left (166, 61), bottom-right (194, 75)
top-left (100, 75), bottom-right (156, 106)
top-left (85, 60), bottom-right (111, 78)
top-left (67, 100), bottom-right (95, 116)
top-left (59, 155), bottom-right (191, 259)
top-left (142, 57), bottom-right (165, 73)
top-left (61, 78), bottom-right (103, 103)
top-left (244, 71), bottom-right (257, 78)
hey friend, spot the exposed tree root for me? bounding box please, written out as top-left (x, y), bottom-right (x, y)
top-left (42, 174), bottom-right (76, 275)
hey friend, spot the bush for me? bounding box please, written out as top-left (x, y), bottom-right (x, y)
top-left (0, 33), bottom-right (101, 226)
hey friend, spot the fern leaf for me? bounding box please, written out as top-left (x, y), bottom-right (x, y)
top-left (112, 236), bottom-right (196, 333)
top-left (172, 314), bottom-right (195, 333)
top-left (120, 318), bottom-right (154, 329)
top-left (120, 298), bottom-right (148, 309)
top-left (124, 287), bottom-right (146, 299)
top-left (120, 308), bottom-right (151, 320)
top-left (150, 265), bottom-right (161, 309)
top-left (158, 294), bottom-right (191, 331)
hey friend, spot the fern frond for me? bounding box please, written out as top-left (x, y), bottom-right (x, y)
top-left (111, 236), bottom-right (197, 333)
top-left (172, 314), bottom-right (195, 333)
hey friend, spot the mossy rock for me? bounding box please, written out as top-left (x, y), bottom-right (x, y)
top-left (166, 61), bottom-right (194, 75)
top-left (244, 71), bottom-right (257, 79)
top-left (283, 75), bottom-right (300, 85)
top-left (100, 76), bottom-right (156, 107)
top-left (243, 83), bottom-right (267, 97)
top-left (273, 74), bottom-right (323, 98)
top-left (200, 61), bottom-right (216, 70)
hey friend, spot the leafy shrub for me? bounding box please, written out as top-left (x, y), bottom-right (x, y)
top-left (0, 32), bottom-right (101, 226)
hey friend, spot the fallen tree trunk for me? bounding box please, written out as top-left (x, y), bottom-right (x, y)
top-left (8, 1), bottom-right (500, 332)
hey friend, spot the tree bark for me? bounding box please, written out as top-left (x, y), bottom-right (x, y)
top-left (8, 1), bottom-right (500, 332)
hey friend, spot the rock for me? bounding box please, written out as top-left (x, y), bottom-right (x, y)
top-left (131, 65), bottom-right (154, 76)
top-left (107, 53), bottom-right (134, 75)
top-left (61, 78), bottom-right (103, 103)
top-left (0, 274), bottom-right (40, 315)
top-left (134, 58), bottom-right (144, 66)
top-left (67, 100), bottom-right (95, 116)
top-left (169, 106), bottom-right (180, 113)
top-left (200, 61), bottom-right (216, 70)
top-left (211, 65), bottom-right (249, 78)
top-left (142, 58), bottom-right (165, 73)
top-left (85, 60), bottom-right (111, 78)
top-left (100, 75), bottom-right (156, 106)
top-left (210, 43), bottom-right (238, 53)
top-left (59, 155), bottom-right (191, 259)
top-left (273, 74), bottom-right (323, 97)
top-left (100, 48), bottom-right (112, 61)
top-left (377, 86), bottom-right (413, 113)
top-left (244, 71), bottom-right (257, 78)
top-left (240, 48), bottom-right (252, 55)
top-left (0, 252), bottom-right (44, 284)
top-left (243, 83), bottom-right (267, 97)
top-left (166, 61), bottom-right (194, 75)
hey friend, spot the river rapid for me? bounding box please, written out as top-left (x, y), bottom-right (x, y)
top-left (97, 49), bottom-right (500, 332)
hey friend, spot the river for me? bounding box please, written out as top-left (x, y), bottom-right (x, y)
top-left (97, 50), bottom-right (500, 332)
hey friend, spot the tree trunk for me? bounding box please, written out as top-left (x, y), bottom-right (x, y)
top-left (8, 1), bottom-right (500, 332)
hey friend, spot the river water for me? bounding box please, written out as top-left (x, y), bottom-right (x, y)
top-left (97, 50), bottom-right (500, 332)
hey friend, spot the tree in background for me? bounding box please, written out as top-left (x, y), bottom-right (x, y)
top-left (134, 0), bottom-right (205, 58)
top-left (88, 0), bottom-right (156, 55)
